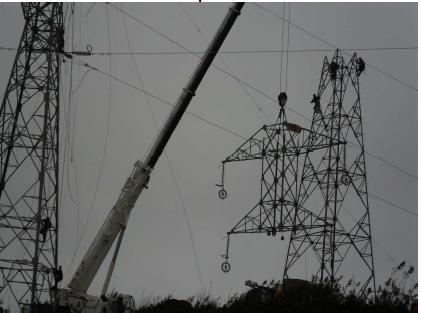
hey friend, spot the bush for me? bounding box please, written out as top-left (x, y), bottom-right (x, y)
top-left (135, 262), bottom-right (417, 313)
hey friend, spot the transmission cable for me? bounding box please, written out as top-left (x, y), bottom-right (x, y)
top-left (107, 3), bottom-right (310, 123)
top-left (119, 3), bottom-right (204, 290)
top-left (85, 2), bottom-right (97, 17)
top-left (342, 206), bottom-right (416, 284)
top-left (0, 46), bottom-right (418, 55)
top-left (71, 56), bottom-right (246, 141)
top-left (368, 192), bottom-right (416, 216)
top-left (62, 4), bottom-right (83, 278)
top-left (108, 4), bottom-right (416, 181)
top-left (72, 7), bottom-right (417, 219)
top-left (73, 5), bottom-right (113, 266)
top-left (72, 55), bottom-right (417, 220)
top-left (71, 67), bottom-right (93, 93)
top-left (177, 4), bottom-right (271, 122)
top-left (72, 6), bottom-right (416, 286)
top-left (253, 3), bottom-right (417, 92)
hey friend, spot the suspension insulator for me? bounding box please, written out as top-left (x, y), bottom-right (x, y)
top-left (221, 261), bottom-right (231, 273)
top-left (341, 174), bottom-right (351, 185)
top-left (218, 189), bottom-right (228, 200)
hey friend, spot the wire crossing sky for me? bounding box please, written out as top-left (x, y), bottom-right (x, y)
top-left (0, 3), bottom-right (416, 310)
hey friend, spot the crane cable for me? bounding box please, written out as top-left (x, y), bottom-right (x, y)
top-left (61, 4), bottom-right (83, 280)
top-left (279, 3), bottom-right (286, 92)
top-left (285, 4), bottom-right (291, 92)
top-left (70, 4), bottom-right (418, 219)
top-left (119, 3), bottom-right (204, 291)
top-left (253, 3), bottom-right (417, 92)
top-left (67, 4), bottom-right (114, 277)
top-left (178, 3), bottom-right (271, 123)
top-left (70, 55), bottom-right (418, 220)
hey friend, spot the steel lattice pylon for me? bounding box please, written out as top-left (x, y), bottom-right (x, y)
top-left (0, 3), bottom-right (63, 309)
top-left (217, 102), bottom-right (343, 274)
top-left (284, 50), bottom-right (375, 294)
top-left (218, 50), bottom-right (375, 296)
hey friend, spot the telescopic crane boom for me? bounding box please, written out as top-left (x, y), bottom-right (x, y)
top-left (65, 2), bottom-right (244, 302)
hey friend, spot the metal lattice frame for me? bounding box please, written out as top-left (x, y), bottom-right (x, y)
top-left (284, 50), bottom-right (375, 294)
top-left (0, 3), bottom-right (63, 308)
top-left (217, 106), bottom-right (342, 273)
top-left (218, 50), bottom-right (375, 296)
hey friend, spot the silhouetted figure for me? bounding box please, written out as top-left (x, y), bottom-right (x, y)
top-left (357, 57), bottom-right (365, 77)
top-left (329, 61), bottom-right (339, 80)
top-left (53, 265), bottom-right (63, 289)
top-left (310, 94), bottom-right (321, 113)
top-left (57, 26), bottom-right (65, 53)
top-left (40, 217), bottom-right (51, 242)
top-left (278, 92), bottom-right (287, 107)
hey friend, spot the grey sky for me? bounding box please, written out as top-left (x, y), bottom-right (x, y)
top-left (0, 1), bottom-right (417, 309)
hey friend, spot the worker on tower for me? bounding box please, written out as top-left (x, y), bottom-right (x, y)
top-left (57, 26), bottom-right (73, 59)
top-left (57, 26), bottom-right (65, 54)
top-left (40, 217), bottom-right (51, 242)
top-left (329, 61), bottom-right (339, 80)
top-left (278, 92), bottom-right (287, 107)
top-left (311, 94), bottom-right (321, 113)
top-left (52, 265), bottom-right (63, 290)
top-left (357, 57), bottom-right (366, 77)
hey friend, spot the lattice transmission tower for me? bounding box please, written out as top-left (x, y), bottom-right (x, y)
top-left (218, 50), bottom-right (375, 295)
top-left (0, 3), bottom-right (63, 309)
top-left (284, 50), bottom-right (376, 293)
top-left (217, 96), bottom-right (343, 273)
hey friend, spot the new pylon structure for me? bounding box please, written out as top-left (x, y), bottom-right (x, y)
top-left (219, 50), bottom-right (375, 295)
top-left (217, 96), bottom-right (344, 274)
top-left (0, 3), bottom-right (63, 308)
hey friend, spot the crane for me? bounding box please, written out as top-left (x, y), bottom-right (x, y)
top-left (57, 3), bottom-right (244, 312)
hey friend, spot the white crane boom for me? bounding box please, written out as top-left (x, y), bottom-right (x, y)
top-left (66, 2), bottom-right (245, 296)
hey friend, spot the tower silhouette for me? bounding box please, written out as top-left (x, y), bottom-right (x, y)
top-left (219, 50), bottom-right (375, 296)
top-left (0, 3), bottom-right (63, 309)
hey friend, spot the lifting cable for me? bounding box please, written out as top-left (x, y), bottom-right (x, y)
top-left (62, 4), bottom-right (83, 280)
top-left (119, 3), bottom-right (204, 291)
top-left (178, 3), bottom-right (271, 123)
top-left (69, 4), bottom-right (418, 220)
top-left (279, 3), bottom-right (286, 93)
top-left (279, 3), bottom-right (291, 93)
top-left (71, 56), bottom-right (417, 220)
top-left (285, 4), bottom-right (291, 92)
top-left (67, 4), bottom-right (114, 277)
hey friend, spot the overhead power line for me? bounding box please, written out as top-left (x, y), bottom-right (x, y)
top-left (1, 45), bottom-right (417, 55)
top-left (253, 3), bottom-right (417, 92)
top-left (68, 6), bottom-right (417, 219)
top-left (177, 3), bottom-right (271, 122)
top-left (85, 46), bottom-right (420, 55)
top-left (120, 3), bottom-right (204, 290)
top-left (71, 56), bottom-right (417, 219)
top-left (368, 192), bottom-right (417, 217)
top-left (108, 4), bottom-right (417, 182)
top-left (72, 5), bottom-right (114, 266)
top-left (71, 57), bottom-right (246, 140)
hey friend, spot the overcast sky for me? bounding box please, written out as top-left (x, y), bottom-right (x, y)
top-left (0, 2), bottom-right (417, 310)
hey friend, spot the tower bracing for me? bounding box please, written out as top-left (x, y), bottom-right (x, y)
top-left (218, 50), bottom-right (375, 296)
top-left (0, 3), bottom-right (63, 309)
top-left (217, 100), bottom-right (344, 273)
top-left (284, 50), bottom-right (376, 294)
